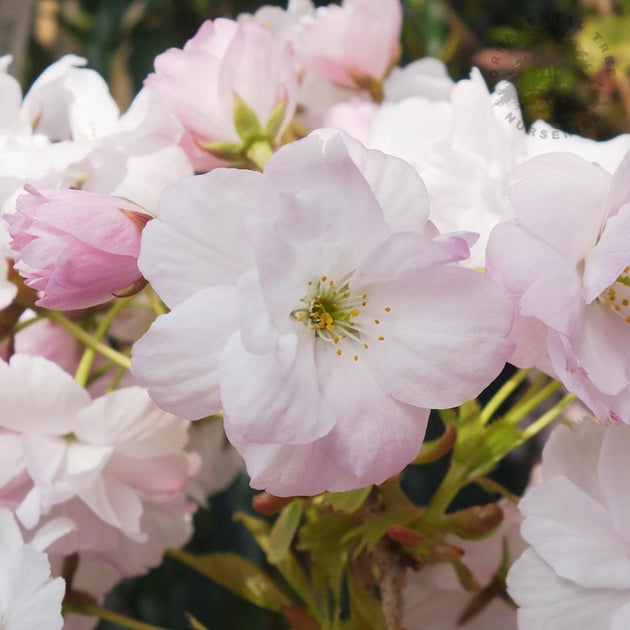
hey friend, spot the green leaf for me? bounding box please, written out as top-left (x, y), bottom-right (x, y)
top-left (345, 572), bottom-right (386, 630)
top-left (169, 550), bottom-right (292, 612)
top-left (321, 487), bottom-right (372, 513)
top-left (268, 499), bottom-right (304, 564)
top-left (298, 512), bottom-right (358, 616)
top-left (233, 92), bottom-right (262, 142)
top-left (264, 96), bottom-right (287, 141)
top-left (197, 140), bottom-right (243, 161)
top-left (234, 511), bottom-right (319, 619)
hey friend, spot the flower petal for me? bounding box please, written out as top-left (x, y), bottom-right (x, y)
top-left (131, 285), bottom-right (238, 420)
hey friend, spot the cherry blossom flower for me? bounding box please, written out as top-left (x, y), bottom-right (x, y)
top-left (486, 150), bottom-right (630, 424)
top-left (0, 507), bottom-right (65, 630)
top-left (294, 0), bottom-right (402, 93)
top-left (7, 186), bottom-right (151, 310)
top-left (0, 354), bottom-right (198, 545)
top-left (348, 68), bottom-right (629, 270)
top-left (145, 18), bottom-right (299, 171)
top-left (132, 129), bottom-right (513, 496)
top-left (367, 69), bottom-right (527, 268)
top-left (507, 420), bottom-right (630, 629)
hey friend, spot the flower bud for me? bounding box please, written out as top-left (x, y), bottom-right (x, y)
top-left (438, 503), bottom-right (504, 540)
top-left (252, 491), bottom-right (295, 515)
top-left (146, 18), bottom-right (299, 171)
top-left (7, 186), bottom-right (151, 310)
top-left (387, 525), bottom-right (423, 548)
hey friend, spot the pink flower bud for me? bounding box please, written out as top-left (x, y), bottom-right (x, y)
top-left (145, 18), bottom-right (299, 171)
top-left (7, 186), bottom-right (150, 310)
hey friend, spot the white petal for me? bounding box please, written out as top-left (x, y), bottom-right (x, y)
top-left (139, 169), bottom-right (282, 307)
top-left (507, 153), bottom-right (610, 266)
top-left (131, 286), bottom-right (238, 420)
top-left (598, 427), bottom-right (630, 544)
top-left (316, 342), bottom-right (428, 479)
top-left (541, 421), bottom-right (606, 504)
top-left (0, 355), bottom-right (90, 435)
top-left (220, 330), bottom-right (335, 445)
top-left (357, 236), bottom-right (512, 408)
top-left (508, 549), bottom-right (623, 630)
top-left (228, 430), bottom-right (364, 497)
top-left (520, 476), bottom-right (630, 589)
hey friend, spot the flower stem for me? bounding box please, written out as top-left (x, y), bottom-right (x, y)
top-left (504, 380), bottom-right (562, 426)
top-left (74, 297), bottom-right (133, 387)
top-left (146, 286), bottom-right (168, 316)
top-left (37, 308), bottom-right (131, 371)
top-left (63, 602), bottom-right (167, 630)
top-left (480, 368), bottom-right (532, 424)
top-left (521, 392), bottom-right (577, 440)
top-left (425, 461), bottom-right (468, 520)
top-left (13, 314), bottom-right (43, 333)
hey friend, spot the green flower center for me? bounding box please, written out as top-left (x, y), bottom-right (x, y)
top-left (290, 274), bottom-right (366, 342)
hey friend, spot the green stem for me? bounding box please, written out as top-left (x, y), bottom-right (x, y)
top-left (522, 393), bottom-right (577, 440)
top-left (146, 287), bottom-right (168, 316)
top-left (107, 364), bottom-right (128, 392)
top-left (425, 461), bottom-right (468, 520)
top-left (480, 368), bottom-right (532, 424)
top-left (37, 309), bottom-right (131, 371)
top-left (74, 298), bottom-right (133, 387)
top-left (13, 314), bottom-right (43, 333)
top-left (504, 380), bottom-right (562, 426)
top-left (513, 371), bottom-right (551, 407)
top-left (63, 602), bottom-right (167, 630)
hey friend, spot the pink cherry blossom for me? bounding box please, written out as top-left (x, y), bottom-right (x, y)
top-left (507, 420), bottom-right (630, 630)
top-left (7, 186), bottom-right (151, 310)
top-left (294, 0), bottom-right (402, 91)
top-left (486, 150), bottom-right (630, 424)
top-left (132, 129), bottom-right (514, 496)
top-left (145, 18), bottom-right (299, 171)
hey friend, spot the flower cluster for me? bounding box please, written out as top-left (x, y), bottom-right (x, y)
top-left (1, 0), bottom-right (630, 627)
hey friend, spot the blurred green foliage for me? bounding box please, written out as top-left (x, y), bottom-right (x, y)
top-left (26, 0), bottom-right (630, 138)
